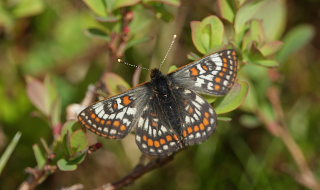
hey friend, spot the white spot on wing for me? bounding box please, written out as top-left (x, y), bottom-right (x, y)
top-left (110, 129), bottom-right (116, 135)
top-left (94, 105), bottom-right (103, 114)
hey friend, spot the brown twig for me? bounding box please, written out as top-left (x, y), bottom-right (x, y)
top-left (257, 86), bottom-right (320, 190)
top-left (94, 155), bottom-right (174, 190)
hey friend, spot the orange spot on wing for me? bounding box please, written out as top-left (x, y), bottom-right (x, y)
top-left (219, 72), bottom-right (225, 77)
top-left (148, 139), bottom-right (154, 146)
top-left (183, 130), bottom-right (187, 137)
top-left (151, 121), bottom-right (158, 127)
top-left (190, 67), bottom-right (199, 76)
top-left (214, 85), bottom-right (221, 91)
top-left (223, 68), bottom-right (227, 72)
top-left (202, 65), bottom-right (209, 71)
top-left (224, 63), bottom-right (228, 68)
top-left (154, 141), bottom-right (160, 148)
top-left (200, 123), bottom-right (205, 130)
top-left (101, 120), bottom-right (105, 125)
top-left (205, 112), bottom-right (210, 118)
top-left (143, 135), bottom-right (147, 141)
top-left (187, 127), bottom-right (193, 134)
top-left (113, 103), bottom-right (118, 109)
top-left (173, 135), bottom-right (179, 141)
top-left (123, 96), bottom-right (132, 106)
top-left (106, 120), bottom-right (112, 125)
top-left (166, 135), bottom-right (173, 141)
top-left (203, 118), bottom-right (209, 126)
top-left (232, 51), bottom-right (236, 56)
top-left (188, 107), bottom-right (194, 114)
top-left (215, 77), bottom-right (221, 83)
top-left (120, 125), bottom-right (127, 131)
top-left (223, 58), bottom-right (227, 63)
top-left (95, 117), bottom-right (100, 123)
top-left (194, 125), bottom-right (200, 132)
top-left (160, 138), bottom-right (166, 145)
top-left (91, 113), bottom-right (96, 119)
top-left (113, 120), bottom-right (120, 127)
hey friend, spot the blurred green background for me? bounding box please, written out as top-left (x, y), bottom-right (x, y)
top-left (0, 0), bottom-right (320, 189)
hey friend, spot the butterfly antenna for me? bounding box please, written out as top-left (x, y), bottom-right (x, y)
top-left (159, 34), bottom-right (177, 69)
top-left (117, 59), bottom-right (150, 71)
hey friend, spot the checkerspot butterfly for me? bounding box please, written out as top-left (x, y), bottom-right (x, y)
top-left (78, 49), bottom-right (238, 157)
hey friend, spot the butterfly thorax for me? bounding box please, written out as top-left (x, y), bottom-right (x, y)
top-left (150, 69), bottom-right (184, 136)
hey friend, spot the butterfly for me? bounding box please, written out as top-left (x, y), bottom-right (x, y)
top-left (78, 49), bottom-right (238, 157)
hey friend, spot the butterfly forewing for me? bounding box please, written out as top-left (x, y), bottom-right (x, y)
top-left (78, 85), bottom-right (150, 139)
top-left (169, 49), bottom-right (238, 96)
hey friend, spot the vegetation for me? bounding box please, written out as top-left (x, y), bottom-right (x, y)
top-left (0, 0), bottom-right (319, 189)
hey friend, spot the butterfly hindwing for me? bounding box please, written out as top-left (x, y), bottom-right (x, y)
top-left (78, 85), bottom-right (150, 139)
top-left (135, 98), bottom-right (183, 157)
top-left (169, 49), bottom-right (238, 96)
top-left (175, 88), bottom-right (217, 145)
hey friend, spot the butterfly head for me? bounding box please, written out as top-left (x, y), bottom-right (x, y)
top-left (150, 69), bottom-right (164, 81)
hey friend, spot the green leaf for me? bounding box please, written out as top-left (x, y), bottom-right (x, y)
top-left (255, 59), bottom-right (279, 67)
top-left (215, 81), bottom-right (249, 114)
top-left (70, 130), bottom-right (88, 154)
top-left (57, 158), bottom-right (77, 171)
top-left (0, 4), bottom-right (14, 31)
top-left (235, 0), bottom-right (286, 40)
top-left (203, 94), bottom-right (216, 104)
top-left (191, 16), bottom-right (224, 54)
top-left (217, 116), bottom-right (232, 122)
top-left (260, 41), bottom-right (283, 56)
top-left (168, 65), bottom-right (178, 73)
top-left (61, 120), bottom-right (78, 138)
top-left (277, 24), bottom-right (315, 63)
top-left (32, 144), bottom-right (46, 169)
top-left (217, 0), bottom-right (236, 23)
top-left (85, 28), bottom-right (110, 41)
top-left (83, 0), bottom-right (107, 16)
top-left (153, 3), bottom-right (174, 22)
top-left (143, 0), bottom-right (180, 6)
top-left (11, 0), bottom-right (44, 18)
top-left (95, 15), bottom-right (120, 23)
top-left (239, 81), bottom-right (258, 112)
top-left (242, 19), bottom-right (265, 51)
top-left (57, 152), bottom-right (87, 171)
top-left (125, 36), bottom-right (151, 50)
top-left (51, 97), bottom-right (61, 126)
top-left (0, 132), bottom-right (22, 175)
top-left (113, 0), bottom-right (140, 10)
top-left (101, 72), bottom-right (131, 96)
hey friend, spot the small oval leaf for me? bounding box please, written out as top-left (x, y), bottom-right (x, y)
top-left (215, 81), bottom-right (249, 114)
top-left (70, 130), bottom-right (88, 154)
top-left (57, 158), bottom-right (77, 171)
